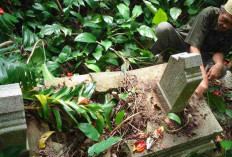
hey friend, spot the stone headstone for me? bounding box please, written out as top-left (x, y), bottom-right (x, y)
top-left (156, 52), bottom-right (203, 113)
top-left (0, 83), bottom-right (28, 150)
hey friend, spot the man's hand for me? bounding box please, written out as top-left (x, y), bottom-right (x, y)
top-left (207, 63), bottom-right (224, 80)
top-left (195, 78), bottom-right (209, 98)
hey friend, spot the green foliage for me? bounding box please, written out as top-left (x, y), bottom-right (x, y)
top-left (0, 57), bottom-right (37, 90)
top-left (167, 113), bottom-right (181, 125)
top-left (115, 110), bottom-right (125, 125)
top-left (206, 90), bottom-right (226, 113)
top-left (220, 140), bottom-right (232, 151)
top-left (0, 146), bottom-right (25, 157)
top-left (23, 83), bottom-right (116, 135)
top-left (152, 8), bottom-right (168, 25)
top-left (77, 123), bottom-right (100, 141)
top-left (88, 137), bottom-right (122, 156)
top-left (0, 0), bottom-right (221, 85)
top-left (119, 92), bottom-right (128, 100)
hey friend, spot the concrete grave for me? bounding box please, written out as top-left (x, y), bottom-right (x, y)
top-left (156, 52), bottom-right (203, 113)
top-left (0, 83), bottom-right (28, 150)
top-left (44, 53), bottom-right (222, 157)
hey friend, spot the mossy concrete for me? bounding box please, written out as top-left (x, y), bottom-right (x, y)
top-left (0, 83), bottom-right (28, 150)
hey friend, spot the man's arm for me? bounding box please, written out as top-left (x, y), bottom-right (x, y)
top-left (208, 52), bottom-right (224, 80)
top-left (190, 46), bottom-right (209, 97)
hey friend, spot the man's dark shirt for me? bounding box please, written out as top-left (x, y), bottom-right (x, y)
top-left (177, 6), bottom-right (232, 61)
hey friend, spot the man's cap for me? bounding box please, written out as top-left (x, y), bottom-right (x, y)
top-left (225, 0), bottom-right (232, 15)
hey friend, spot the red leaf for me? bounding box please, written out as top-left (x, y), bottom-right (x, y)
top-left (67, 72), bottom-right (73, 77)
top-left (133, 141), bottom-right (146, 152)
top-left (0, 8), bottom-right (5, 15)
top-left (213, 91), bottom-right (220, 96)
top-left (78, 96), bottom-right (89, 105)
top-left (224, 61), bottom-right (228, 66)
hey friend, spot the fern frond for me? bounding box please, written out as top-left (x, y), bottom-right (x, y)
top-left (0, 57), bottom-right (37, 90)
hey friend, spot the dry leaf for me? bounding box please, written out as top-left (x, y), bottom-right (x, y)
top-left (133, 141), bottom-right (146, 152)
top-left (78, 96), bottom-right (89, 105)
top-left (146, 136), bottom-right (154, 150)
top-left (39, 131), bottom-right (55, 149)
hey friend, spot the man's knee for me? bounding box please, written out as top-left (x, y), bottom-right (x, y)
top-left (155, 22), bottom-right (173, 37)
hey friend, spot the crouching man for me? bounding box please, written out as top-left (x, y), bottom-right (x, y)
top-left (150, 0), bottom-right (232, 97)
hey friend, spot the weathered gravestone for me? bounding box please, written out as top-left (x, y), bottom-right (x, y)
top-left (156, 52), bottom-right (203, 113)
top-left (0, 83), bottom-right (28, 150)
top-left (45, 53), bottom-right (222, 157)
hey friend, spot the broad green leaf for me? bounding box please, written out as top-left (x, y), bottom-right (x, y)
top-left (90, 14), bottom-right (103, 23)
top-left (167, 113), bottom-right (181, 125)
top-left (83, 22), bottom-right (103, 28)
top-left (115, 110), bottom-right (125, 125)
top-left (93, 45), bottom-right (103, 60)
top-left (188, 7), bottom-right (198, 15)
top-left (103, 15), bottom-right (113, 24)
top-left (52, 108), bottom-right (62, 132)
top-left (170, 7), bottom-right (182, 20)
top-left (70, 11), bottom-right (83, 22)
top-left (132, 5), bottom-right (142, 18)
top-left (100, 40), bottom-right (112, 51)
top-left (88, 137), bottom-right (121, 156)
top-left (45, 2), bottom-right (60, 11)
top-left (207, 92), bottom-right (226, 113)
top-left (85, 0), bottom-right (99, 9)
top-left (112, 35), bottom-right (128, 44)
top-left (226, 109), bottom-right (232, 118)
top-left (184, 0), bottom-right (195, 6)
top-left (220, 141), bottom-right (232, 151)
top-left (85, 63), bottom-right (101, 72)
top-left (143, 0), bottom-right (157, 15)
top-left (40, 24), bottom-right (71, 37)
top-left (117, 3), bottom-right (130, 20)
top-left (152, 8), bottom-right (168, 25)
top-left (33, 3), bottom-right (45, 11)
top-left (105, 58), bottom-right (118, 66)
top-left (75, 33), bottom-right (97, 43)
top-left (122, 0), bottom-right (130, 6)
top-left (77, 123), bottom-right (100, 141)
top-left (137, 25), bottom-right (156, 40)
top-left (61, 45), bottom-right (72, 54)
top-left (119, 92), bottom-right (128, 100)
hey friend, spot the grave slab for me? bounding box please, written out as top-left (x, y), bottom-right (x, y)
top-left (0, 83), bottom-right (28, 150)
top-left (44, 54), bottom-right (222, 156)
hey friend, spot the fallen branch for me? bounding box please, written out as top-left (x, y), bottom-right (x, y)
top-left (0, 41), bottom-right (14, 48)
top-left (109, 111), bottom-right (144, 136)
